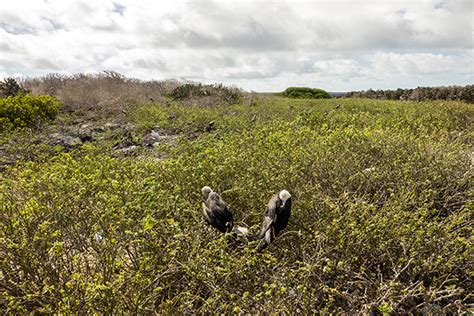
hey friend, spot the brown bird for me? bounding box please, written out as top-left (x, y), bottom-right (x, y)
top-left (256, 190), bottom-right (292, 250)
top-left (201, 186), bottom-right (234, 233)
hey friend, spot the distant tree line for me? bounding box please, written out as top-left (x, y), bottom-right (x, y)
top-left (345, 85), bottom-right (473, 103)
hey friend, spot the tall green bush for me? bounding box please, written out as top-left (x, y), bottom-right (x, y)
top-left (281, 87), bottom-right (332, 99)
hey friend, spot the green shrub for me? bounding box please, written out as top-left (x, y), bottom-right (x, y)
top-left (0, 94), bottom-right (61, 129)
top-left (169, 82), bottom-right (241, 104)
top-left (1, 98), bottom-right (472, 313)
top-left (169, 83), bottom-right (206, 100)
top-left (280, 87), bottom-right (332, 99)
top-left (346, 85), bottom-right (474, 103)
top-left (0, 78), bottom-right (28, 97)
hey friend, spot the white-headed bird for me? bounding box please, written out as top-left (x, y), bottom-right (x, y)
top-left (256, 190), bottom-right (292, 250)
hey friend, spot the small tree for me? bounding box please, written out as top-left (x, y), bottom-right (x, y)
top-left (0, 78), bottom-right (26, 97)
top-left (281, 87), bottom-right (332, 99)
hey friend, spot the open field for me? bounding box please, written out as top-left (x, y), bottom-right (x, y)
top-left (1, 95), bottom-right (473, 313)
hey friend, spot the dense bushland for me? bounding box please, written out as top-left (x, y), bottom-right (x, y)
top-left (346, 85), bottom-right (474, 103)
top-left (0, 94), bottom-right (61, 130)
top-left (280, 87), bottom-right (332, 99)
top-left (1, 96), bottom-right (472, 313)
top-left (21, 72), bottom-right (175, 117)
top-left (20, 72), bottom-right (242, 117)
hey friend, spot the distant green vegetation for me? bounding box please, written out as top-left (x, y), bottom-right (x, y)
top-left (168, 82), bottom-right (242, 104)
top-left (1, 96), bottom-right (472, 314)
top-left (0, 94), bottom-right (61, 130)
top-left (346, 85), bottom-right (474, 103)
top-left (280, 86), bottom-right (331, 99)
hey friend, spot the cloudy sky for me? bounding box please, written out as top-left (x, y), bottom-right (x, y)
top-left (1, 0), bottom-right (472, 91)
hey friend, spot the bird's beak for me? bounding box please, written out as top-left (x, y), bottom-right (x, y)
top-left (281, 200), bottom-right (286, 207)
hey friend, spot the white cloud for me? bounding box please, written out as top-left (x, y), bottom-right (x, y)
top-left (372, 51), bottom-right (472, 75)
top-left (308, 59), bottom-right (368, 78)
top-left (0, 0), bottom-right (472, 91)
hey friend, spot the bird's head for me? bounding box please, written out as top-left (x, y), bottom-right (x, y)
top-left (208, 192), bottom-right (221, 201)
top-left (201, 186), bottom-right (213, 199)
top-left (279, 189), bottom-right (291, 207)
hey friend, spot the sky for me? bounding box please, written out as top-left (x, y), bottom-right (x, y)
top-left (0, 0), bottom-right (473, 92)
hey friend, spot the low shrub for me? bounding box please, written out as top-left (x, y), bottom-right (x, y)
top-left (0, 94), bottom-right (61, 129)
top-left (1, 97), bottom-right (472, 313)
top-left (0, 78), bottom-right (28, 98)
top-left (169, 83), bottom-right (206, 100)
top-left (21, 73), bottom-right (242, 115)
top-left (21, 72), bottom-right (176, 117)
top-left (169, 82), bottom-right (242, 105)
top-left (281, 87), bottom-right (332, 99)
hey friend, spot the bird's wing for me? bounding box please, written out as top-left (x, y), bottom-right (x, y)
top-left (213, 204), bottom-right (233, 226)
top-left (202, 202), bottom-right (213, 224)
top-left (261, 215), bottom-right (273, 232)
top-left (284, 197), bottom-right (292, 209)
top-left (258, 208), bottom-right (277, 239)
top-left (256, 215), bottom-right (275, 250)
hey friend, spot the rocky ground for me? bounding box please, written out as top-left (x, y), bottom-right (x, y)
top-left (1, 120), bottom-right (164, 171)
top-left (0, 112), bottom-right (221, 171)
